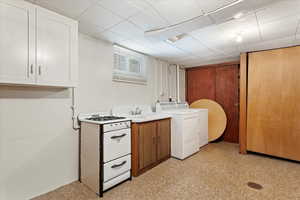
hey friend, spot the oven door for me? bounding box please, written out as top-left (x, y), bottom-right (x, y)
top-left (103, 128), bottom-right (131, 163)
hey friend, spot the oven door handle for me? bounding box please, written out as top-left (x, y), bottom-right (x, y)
top-left (111, 134), bottom-right (127, 139)
top-left (111, 161), bottom-right (127, 169)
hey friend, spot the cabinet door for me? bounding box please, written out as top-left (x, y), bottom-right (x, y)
top-left (157, 119), bottom-right (171, 161)
top-left (36, 7), bottom-right (78, 87)
top-left (0, 0), bottom-right (35, 84)
top-left (138, 122), bottom-right (157, 170)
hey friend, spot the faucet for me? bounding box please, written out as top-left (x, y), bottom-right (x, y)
top-left (130, 107), bottom-right (142, 115)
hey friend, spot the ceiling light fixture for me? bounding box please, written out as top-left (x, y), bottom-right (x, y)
top-left (233, 12), bottom-right (244, 19)
top-left (236, 34), bottom-right (243, 43)
top-left (166, 34), bottom-right (186, 43)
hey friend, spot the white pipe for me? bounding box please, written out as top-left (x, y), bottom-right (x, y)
top-left (176, 64), bottom-right (180, 103)
top-left (166, 63), bottom-right (169, 100)
top-left (71, 88), bottom-right (80, 131)
top-left (160, 61), bottom-right (163, 98)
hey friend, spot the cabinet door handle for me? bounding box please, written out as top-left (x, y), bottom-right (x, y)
top-left (111, 161), bottom-right (126, 169)
top-left (30, 64), bottom-right (34, 74)
top-left (111, 134), bottom-right (126, 139)
top-left (38, 66), bottom-right (42, 75)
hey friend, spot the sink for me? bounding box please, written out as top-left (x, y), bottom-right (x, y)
top-left (124, 113), bottom-right (171, 123)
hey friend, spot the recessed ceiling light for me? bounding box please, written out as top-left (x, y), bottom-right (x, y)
top-left (233, 12), bottom-right (244, 19)
top-left (236, 35), bottom-right (243, 43)
top-left (166, 34), bottom-right (186, 43)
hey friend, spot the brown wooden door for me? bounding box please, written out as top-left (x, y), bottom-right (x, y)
top-left (216, 66), bottom-right (239, 143)
top-left (138, 122), bottom-right (157, 170)
top-left (247, 46), bottom-right (300, 161)
top-left (186, 67), bottom-right (216, 104)
top-left (157, 119), bottom-right (171, 161)
top-left (186, 63), bottom-right (240, 143)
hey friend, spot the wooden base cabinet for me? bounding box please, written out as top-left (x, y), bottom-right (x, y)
top-left (132, 118), bottom-right (171, 176)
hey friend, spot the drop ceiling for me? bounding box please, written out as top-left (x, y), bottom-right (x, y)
top-left (27, 0), bottom-right (300, 67)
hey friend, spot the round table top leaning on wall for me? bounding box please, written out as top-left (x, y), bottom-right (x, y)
top-left (190, 99), bottom-right (227, 142)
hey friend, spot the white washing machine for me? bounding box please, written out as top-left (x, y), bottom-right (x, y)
top-left (157, 102), bottom-right (208, 160)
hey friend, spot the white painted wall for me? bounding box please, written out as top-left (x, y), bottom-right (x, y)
top-left (77, 35), bottom-right (158, 113)
top-left (0, 34), bottom-right (184, 200)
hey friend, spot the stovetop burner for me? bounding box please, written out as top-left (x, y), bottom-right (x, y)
top-left (86, 115), bottom-right (126, 122)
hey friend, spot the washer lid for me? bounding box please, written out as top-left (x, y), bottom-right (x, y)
top-left (162, 109), bottom-right (200, 115)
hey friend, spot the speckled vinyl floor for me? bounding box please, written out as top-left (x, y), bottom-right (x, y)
top-left (33, 142), bottom-right (300, 200)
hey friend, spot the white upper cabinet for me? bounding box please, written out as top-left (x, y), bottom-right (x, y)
top-left (36, 7), bottom-right (78, 87)
top-left (0, 0), bottom-right (35, 84)
top-left (0, 0), bottom-right (78, 87)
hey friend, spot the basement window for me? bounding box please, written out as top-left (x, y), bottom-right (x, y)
top-left (113, 45), bottom-right (147, 85)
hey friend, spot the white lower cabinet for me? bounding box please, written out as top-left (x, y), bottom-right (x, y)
top-left (0, 0), bottom-right (78, 87)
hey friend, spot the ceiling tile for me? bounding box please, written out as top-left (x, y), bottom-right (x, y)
top-left (256, 0), bottom-right (300, 25)
top-left (108, 21), bottom-right (145, 39)
top-left (146, 0), bottom-right (203, 24)
top-left (78, 22), bottom-right (104, 35)
top-left (142, 15), bottom-right (213, 42)
top-left (219, 14), bottom-right (261, 44)
top-left (128, 7), bottom-right (168, 31)
top-left (193, 49), bottom-right (218, 58)
top-left (209, 0), bottom-right (280, 24)
top-left (148, 42), bottom-right (189, 57)
top-left (78, 4), bottom-right (123, 30)
top-left (171, 36), bottom-right (208, 53)
top-left (239, 36), bottom-right (295, 52)
top-left (95, 0), bottom-right (144, 18)
top-left (96, 30), bottom-right (129, 44)
top-left (260, 16), bottom-right (299, 41)
top-left (117, 40), bottom-right (156, 55)
top-left (191, 13), bottom-right (261, 55)
top-left (196, 0), bottom-right (235, 13)
top-left (167, 55), bottom-right (198, 63)
top-left (30, 0), bottom-right (300, 66)
top-left (34, 0), bottom-right (94, 18)
top-left (191, 25), bottom-right (239, 53)
top-left (133, 36), bottom-right (161, 48)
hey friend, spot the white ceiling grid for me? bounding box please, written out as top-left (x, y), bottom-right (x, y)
top-left (27, 0), bottom-right (300, 67)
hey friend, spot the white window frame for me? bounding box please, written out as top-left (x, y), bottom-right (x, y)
top-left (113, 45), bottom-right (147, 85)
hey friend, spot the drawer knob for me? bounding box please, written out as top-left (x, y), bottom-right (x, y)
top-left (111, 161), bottom-right (127, 169)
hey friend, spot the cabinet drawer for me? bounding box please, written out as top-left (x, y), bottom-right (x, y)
top-left (104, 129), bottom-right (131, 163)
top-left (104, 155), bottom-right (131, 182)
top-left (103, 171), bottom-right (131, 191)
